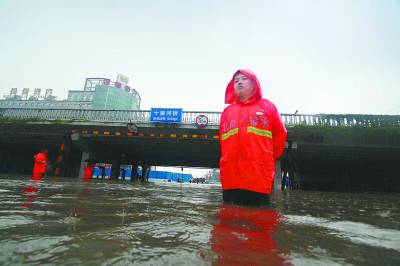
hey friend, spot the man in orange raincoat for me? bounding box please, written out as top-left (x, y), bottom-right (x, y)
top-left (219, 69), bottom-right (287, 205)
top-left (32, 149), bottom-right (48, 179)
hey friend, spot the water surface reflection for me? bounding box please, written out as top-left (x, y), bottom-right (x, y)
top-left (211, 205), bottom-right (286, 265)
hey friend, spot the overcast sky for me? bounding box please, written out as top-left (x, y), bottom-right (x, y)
top-left (1, 0), bottom-right (399, 116)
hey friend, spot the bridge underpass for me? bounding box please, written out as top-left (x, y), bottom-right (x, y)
top-left (0, 120), bottom-right (221, 178)
top-left (72, 123), bottom-right (220, 171)
top-left (78, 132), bottom-right (220, 168)
top-left (1, 108), bottom-right (400, 191)
top-left (287, 126), bottom-right (400, 192)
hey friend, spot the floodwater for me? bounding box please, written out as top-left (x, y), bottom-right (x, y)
top-left (0, 176), bottom-right (399, 266)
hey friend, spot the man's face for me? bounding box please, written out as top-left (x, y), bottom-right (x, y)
top-left (234, 73), bottom-right (255, 102)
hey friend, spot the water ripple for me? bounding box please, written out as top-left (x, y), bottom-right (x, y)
top-left (285, 215), bottom-right (400, 251)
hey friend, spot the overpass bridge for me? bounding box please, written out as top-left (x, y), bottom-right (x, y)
top-left (1, 108), bottom-right (400, 191)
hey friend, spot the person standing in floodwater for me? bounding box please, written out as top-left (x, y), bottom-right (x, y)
top-left (32, 149), bottom-right (48, 180)
top-left (219, 69), bottom-right (287, 205)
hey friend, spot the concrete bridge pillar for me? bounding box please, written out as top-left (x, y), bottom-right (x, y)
top-left (142, 165), bottom-right (150, 182)
top-left (54, 133), bottom-right (72, 177)
top-left (78, 151), bottom-right (95, 178)
top-left (131, 164), bottom-right (139, 181)
top-left (111, 159), bottom-right (121, 180)
top-left (274, 160), bottom-right (282, 191)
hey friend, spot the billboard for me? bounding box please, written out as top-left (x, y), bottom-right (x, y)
top-left (22, 88), bottom-right (29, 99)
top-left (33, 88), bottom-right (41, 98)
top-left (45, 89), bottom-right (53, 98)
top-left (117, 73), bottom-right (129, 86)
top-left (10, 88), bottom-right (17, 96)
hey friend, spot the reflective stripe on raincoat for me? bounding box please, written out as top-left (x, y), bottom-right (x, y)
top-left (219, 69), bottom-right (287, 194)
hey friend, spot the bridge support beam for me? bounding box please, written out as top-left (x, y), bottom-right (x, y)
top-left (78, 151), bottom-right (90, 178)
top-left (78, 151), bottom-right (95, 178)
top-left (131, 164), bottom-right (139, 181)
top-left (274, 161), bottom-right (282, 191)
top-left (111, 159), bottom-right (121, 180)
top-left (142, 165), bottom-right (150, 182)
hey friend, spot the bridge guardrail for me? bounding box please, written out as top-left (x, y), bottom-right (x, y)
top-left (1, 108), bottom-right (400, 127)
top-left (281, 114), bottom-right (400, 127)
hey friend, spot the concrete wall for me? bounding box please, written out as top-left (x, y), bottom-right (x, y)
top-left (287, 126), bottom-right (400, 192)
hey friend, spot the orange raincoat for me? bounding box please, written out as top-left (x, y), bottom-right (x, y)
top-left (32, 151), bottom-right (47, 179)
top-left (219, 69), bottom-right (287, 194)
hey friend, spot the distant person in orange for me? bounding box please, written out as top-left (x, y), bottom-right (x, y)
top-left (83, 165), bottom-right (94, 180)
top-left (219, 69), bottom-right (287, 205)
top-left (32, 149), bottom-right (48, 180)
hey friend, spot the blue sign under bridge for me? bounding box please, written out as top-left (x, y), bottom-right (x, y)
top-left (150, 108), bottom-right (182, 123)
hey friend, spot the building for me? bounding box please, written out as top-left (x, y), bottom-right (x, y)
top-left (0, 76), bottom-right (141, 110)
top-left (195, 168), bottom-right (220, 184)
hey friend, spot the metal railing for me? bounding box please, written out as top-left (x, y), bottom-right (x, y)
top-left (1, 108), bottom-right (399, 127)
top-left (281, 113), bottom-right (400, 127)
top-left (0, 108), bottom-right (222, 127)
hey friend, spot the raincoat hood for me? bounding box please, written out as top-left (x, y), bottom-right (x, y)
top-left (225, 69), bottom-right (263, 104)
